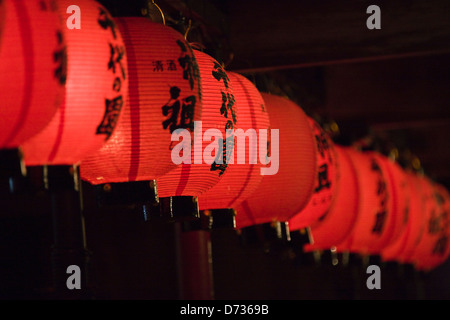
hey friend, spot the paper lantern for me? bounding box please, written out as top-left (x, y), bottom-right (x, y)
top-left (0, 0), bottom-right (64, 149)
top-left (22, 0), bottom-right (128, 165)
top-left (423, 183), bottom-right (450, 270)
top-left (197, 72), bottom-right (270, 210)
top-left (81, 18), bottom-right (201, 184)
top-left (379, 161), bottom-right (412, 262)
top-left (235, 93), bottom-right (317, 229)
top-left (304, 145), bottom-right (359, 251)
top-left (389, 173), bottom-right (432, 264)
top-left (156, 50), bottom-right (236, 198)
top-left (410, 179), bottom-right (450, 271)
top-left (369, 153), bottom-right (409, 248)
top-left (336, 149), bottom-right (396, 256)
top-left (289, 118), bottom-right (337, 231)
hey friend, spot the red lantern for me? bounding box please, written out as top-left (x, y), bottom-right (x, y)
top-left (0, 0), bottom-right (64, 149)
top-left (197, 72), bottom-right (270, 210)
top-left (81, 18), bottom-right (201, 184)
top-left (289, 118), bottom-right (337, 231)
top-left (425, 183), bottom-right (450, 270)
top-left (304, 145), bottom-right (359, 251)
top-left (379, 161), bottom-right (412, 262)
top-left (235, 93), bottom-right (317, 229)
top-left (22, 0), bottom-right (128, 165)
top-left (389, 173), bottom-right (431, 264)
top-left (335, 149), bottom-right (396, 256)
top-left (156, 50), bottom-right (236, 198)
top-left (370, 153), bottom-right (410, 249)
top-left (410, 179), bottom-right (450, 271)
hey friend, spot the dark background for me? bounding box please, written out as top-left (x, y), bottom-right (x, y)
top-left (1, 0), bottom-right (449, 300)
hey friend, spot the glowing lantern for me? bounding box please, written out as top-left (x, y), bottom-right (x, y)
top-left (380, 162), bottom-right (412, 263)
top-left (156, 50), bottom-right (236, 199)
top-left (0, 0), bottom-right (64, 149)
top-left (289, 118), bottom-right (337, 231)
top-left (22, 0), bottom-right (128, 165)
top-left (373, 154), bottom-right (410, 247)
top-left (391, 173), bottom-right (432, 265)
top-left (304, 145), bottom-right (359, 251)
top-left (235, 93), bottom-right (317, 229)
top-left (410, 179), bottom-right (450, 271)
top-left (80, 18), bottom-right (201, 185)
top-left (197, 72), bottom-right (270, 211)
top-left (336, 149), bottom-right (396, 256)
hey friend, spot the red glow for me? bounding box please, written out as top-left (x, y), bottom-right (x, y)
top-left (0, 0), bottom-right (64, 149)
top-left (235, 93), bottom-right (316, 228)
top-left (198, 72), bottom-right (270, 210)
top-left (81, 18), bottom-right (200, 184)
top-left (23, 0), bottom-right (128, 165)
top-left (305, 145), bottom-right (359, 251)
top-left (289, 118), bottom-right (337, 231)
top-left (336, 149), bottom-right (396, 255)
top-left (156, 50), bottom-right (236, 198)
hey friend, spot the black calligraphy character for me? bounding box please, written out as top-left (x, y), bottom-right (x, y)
top-left (179, 95), bottom-right (196, 132)
top-left (98, 8), bottom-right (117, 39)
top-left (53, 31), bottom-right (67, 85)
top-left (433, 234), bottom-right (448, 255)
top-left (220, 92), bottom-right (237, 124)
top-left (212, 61), bottom-right (229, 89)
top-left (315, 132), bottom-right (329, 159)
top-left (108, 44), bottom-right (126, 80)
top-left (167, 59), bottom-right (177, 71)
top-left (176, 40), bottom-right (200, 91)
top-left (153, 60), bottom-right (164, 72)
top-left (162, 87), bottom-right (182, 133)
top-left (267, 127), bottom-right (272, 159)
top-left (428, 210), bottom-right (442, 234)
top-left (210, 137), bottom-right (228, 177)
top-left (315, 164), bottom-right (331, 193)
top-left (113, 77), bottom-right (121, 92)
top-left (96, 96), bottom-right (124, 138)
top-left (377, 179), bottom-right (386, 196)
top-left (371, 158), bottom-right (382, 173)
top-left (372, 210), bottom-right (387, 234)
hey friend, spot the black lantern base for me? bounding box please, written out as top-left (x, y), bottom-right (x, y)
top-left (0, 148), bottom-right (27, 195)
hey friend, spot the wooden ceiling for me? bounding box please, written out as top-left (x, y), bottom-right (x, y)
top-left (99, 0), bottom-right (450, 187)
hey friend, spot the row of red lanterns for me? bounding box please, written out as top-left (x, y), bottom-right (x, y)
top-left (1, 0), bottom-right (449, 272)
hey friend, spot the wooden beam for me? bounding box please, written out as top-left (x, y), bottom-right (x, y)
top-left (226, 0), bottom-right (450, 72)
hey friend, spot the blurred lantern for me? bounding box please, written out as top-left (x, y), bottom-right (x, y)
top-left (336, 149), bottom-right (397, 256)
top-left (394, 173), bottom-right (432, 265)
top-left (234, 93), bottom-right (316, 231)
top-left (155, 49), bottom-right (236, 220)
top-left (371, 153), bottom-right (410, 248)
top-left (304, 145), bottom-right (359, 252)
top-left (0, 0), bottom-right (64, 150)
top-left (22, 0), bottom-right (128, 166)
top-left (409, 179), bottom-right (450, 271)
top-left (289, 118), bottom-right (337, 232)
top-left (379, 160), bottom-right (412, 263)
top-left (196, 72), bottom-right (270, 225)
top-left (80, 17), bottom-right (201, 200)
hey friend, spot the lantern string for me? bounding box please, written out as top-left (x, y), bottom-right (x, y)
top-left (184, 19), bottom-right (192, 40)
top-left (149, 0), bottom-right (166, 25)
